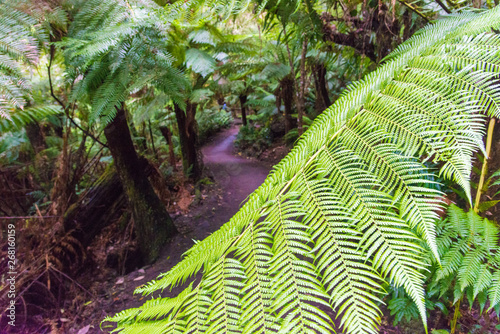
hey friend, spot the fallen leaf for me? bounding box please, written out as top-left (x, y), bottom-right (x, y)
top-left (77, 325), bottom-right (91, 334)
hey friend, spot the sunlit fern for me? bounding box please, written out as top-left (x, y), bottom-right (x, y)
top-left (0, 105), bottom-right (63, 132)
top-left (61, 0), bottom-right (189, 125)
top-left (62, 0), bottom-right (254, 126)
top-left (428, 204), bottom-right (500, 314)
top-left (0, 0), bottom-right (40, 119)
top-left (105, 8), bottom-right (500, 334)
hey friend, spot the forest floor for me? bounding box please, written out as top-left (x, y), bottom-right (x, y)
top-left (64, 123), bottom-right (497, 334)
top-left (67, 123), bottom-right (284, 334)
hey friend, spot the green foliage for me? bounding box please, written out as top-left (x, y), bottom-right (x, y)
top-left (283, 114), bottom-right (313, 145)
top-left (186, 48), bottom-right (217, 78)
top-left (388, 204), bottom-right (500, 328)
top-left (104, 8), bottom-right (500, 334)
top-left (196, 108), bottom-right (233, 143)
top-left (0, 130), bottom-right (29, 164)
top-left (0, 0), bottom-right (41, 118)
top-left (62, 0), bottom-right (189, 126)
top-left (429, 205), bottom-right (500, 313)
top-left (235, 124), bottom-right (272, 156)
top-left (387, 285), bottom-right (449, 327)
top-left (0, 105), bottom-right (63, 132)
top-left (475, 166), bottom-right (500, 213)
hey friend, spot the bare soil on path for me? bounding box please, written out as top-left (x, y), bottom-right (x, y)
top-left (80, 124), bottom-right (270, 333)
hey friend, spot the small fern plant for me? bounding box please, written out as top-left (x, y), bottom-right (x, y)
top-left (430, 205), bottom-right (500, 314)
top-left (105, 7), bottom-right (500, 334)
top-left (387, 204), bottom-right (500, 326)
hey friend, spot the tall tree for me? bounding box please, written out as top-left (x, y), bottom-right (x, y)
top-left (62, 0), bottom-right (185, 262)
top-left (104, 105), bottom-right (176, 262)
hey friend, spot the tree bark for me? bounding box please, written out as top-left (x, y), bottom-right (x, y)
top-left (63, 169), bottom-right (126, 249)
top-left (239, 94), bottom-right (248, 126)
top-left (148, 120), bottom-right (159, 161)
top-left (104, 105), bottom-right (177, 263)
top-left (313, 63), bottom-right (331, 112)
top-left (284, 29), bottom-right (307, 137)
top-left (25, 122), bottom-right (47, 154)
top-left (173, 102), bottom-right (202, 181)
top-left (160, 125), bottom-right (177, 170)
top-left (297, 37), bottom-right (308, 136)
top-left (281, 76), bottom-right (296, 134)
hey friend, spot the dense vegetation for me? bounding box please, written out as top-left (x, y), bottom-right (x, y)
top-left (2, 0), bottom-right (500, 333)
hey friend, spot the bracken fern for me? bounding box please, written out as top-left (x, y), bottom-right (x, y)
top-left (105, 7), bottom-right (500, 334)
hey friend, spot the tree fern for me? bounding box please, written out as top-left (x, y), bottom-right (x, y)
top-left (62, 0), bottom-right (189, 125)
top-left (0, 0), bottom-right (40, 118)
top-left (105, 8), bottom-right (500, 334)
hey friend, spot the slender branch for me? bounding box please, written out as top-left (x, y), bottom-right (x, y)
top-left (397, 0), bottom-right (430, 23)
top-left (298, 36), bottom-right (308, 136)
top-left (48, 45), bottom-right (67, 111)
top-left (435, 0), bottom-right (451, 14)
top-left (49, 266), bottom-right (94, 297)
top-left (473, 118), bottom-right (496, 213)
top-left (47, 44), bottom-right (108, 148)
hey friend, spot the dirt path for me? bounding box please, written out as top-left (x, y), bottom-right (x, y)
top-left (197, 125), bottom-right (269, 229)
top-left (93, 124), bottom-right (270, 333)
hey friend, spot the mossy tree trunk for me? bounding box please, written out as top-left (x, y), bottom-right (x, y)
top-left (104, 105), bottom-right (177, 263)
top-left (173, 102), bottom-right (202, 181)
top-left (239, 94), bottom-right (248, 126)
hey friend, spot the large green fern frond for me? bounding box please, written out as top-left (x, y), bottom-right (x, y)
top-left (0, 0), bottom-right (39, 118)
top-left (106, 8), bottom-right (500, 334)
top-left (0, 105), bottom-right (63, 132)
top-left (63, 0), bottom-right (189, 125)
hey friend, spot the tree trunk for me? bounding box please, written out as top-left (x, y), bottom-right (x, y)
top-left (313, 63), bottom-right (331, 112)
top-left (281, 76), bottom-right (295, 134)
top-left (129, 118), bottom-right (147, 152)
top-left (173, 102), bottom-right (202, 181)
top-left (284, 31), bottom-right (307, 136)
top-left (25, 122), bottom-right (47, 154)
top-left (104, 106), bottom-right (177, 263)
top-left (148, 120), bottom-right (159, 161)
top-left (239, 94), bottom-right (248, 126)
top-left (297, 37), bottom-right (308, 136)
top-left (160, 125), bottom-right (177, 170)
top-left (63, 169), bottom-right (126, 248)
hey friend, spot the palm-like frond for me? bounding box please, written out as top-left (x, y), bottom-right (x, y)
top-left (0, 0), bottom-right (39, 118)
top-left (63, 0), bottom-right (189, 125)
top-left (106, 8), bottom-right (500, 334)
top-left (0, 105), bottom-right (63, 132)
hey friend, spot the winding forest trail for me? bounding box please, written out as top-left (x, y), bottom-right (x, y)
top-left (199, 125), bottom-right (269, 227)
top-left (99, 124), bottom-right (270, 329)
